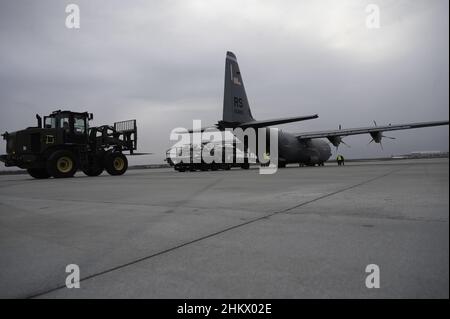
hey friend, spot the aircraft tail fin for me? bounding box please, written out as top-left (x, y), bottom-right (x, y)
top-left (223, 51), bottom-right (254, 125)
top-left (221, 51), bottom-right (318, 129)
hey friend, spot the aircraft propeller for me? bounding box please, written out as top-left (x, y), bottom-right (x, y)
top-left (368, 121), bottom-right (396, 150)
top-left (328, 125), bottom-right (350, 152)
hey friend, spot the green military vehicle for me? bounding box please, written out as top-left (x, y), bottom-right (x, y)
top-left (0, 110), bottom-right (137, 179)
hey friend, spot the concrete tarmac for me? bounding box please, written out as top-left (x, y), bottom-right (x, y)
top-left (0, 158), bottom-right (448, 298)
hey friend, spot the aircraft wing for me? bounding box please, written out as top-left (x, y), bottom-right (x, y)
top-left (295, 120), bottom-right (449, 140)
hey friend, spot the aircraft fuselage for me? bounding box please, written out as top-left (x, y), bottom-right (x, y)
top-left (278, 131), bottom-right (332, 166)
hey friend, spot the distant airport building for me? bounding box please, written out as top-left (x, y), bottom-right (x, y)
top-left (392, 151), bottom-right (449, 159)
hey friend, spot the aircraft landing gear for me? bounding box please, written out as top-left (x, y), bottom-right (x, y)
top-left (277, 161), bottom-right (286, 168)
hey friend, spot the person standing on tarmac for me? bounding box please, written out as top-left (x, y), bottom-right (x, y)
top-left (337, 154), bottom-right (345, 166)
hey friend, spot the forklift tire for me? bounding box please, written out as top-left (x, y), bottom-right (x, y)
top-left (47, 150), bottom-right (78, 178)
top-left (27, 168), bottom-right (51, 179)
top-left (82, 166), bottom-right (104, 177)
top-left (105, 153), bottom-right (128, 176)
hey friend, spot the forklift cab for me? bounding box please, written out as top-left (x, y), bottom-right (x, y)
top-left (43, 110), bottom-right (92, 144)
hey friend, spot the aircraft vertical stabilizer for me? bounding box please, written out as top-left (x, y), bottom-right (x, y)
top-left (221, 51), bottom-right (318, 129)
top-left (223, 51), bottom-right (254, 124)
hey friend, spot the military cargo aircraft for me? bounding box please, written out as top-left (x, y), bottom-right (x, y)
top-left (188, 51), bottom-right (448, 167)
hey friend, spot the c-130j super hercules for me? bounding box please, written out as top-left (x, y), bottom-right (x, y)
top-left (171, 51), bottom-right (448, 169)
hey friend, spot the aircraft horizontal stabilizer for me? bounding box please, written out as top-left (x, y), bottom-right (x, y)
top-left (176, 114), bottom-right (319, 133)
top-left (219, 114), bottom-right (318, 129)
top-left (177, 126), bottom-right (219, 133)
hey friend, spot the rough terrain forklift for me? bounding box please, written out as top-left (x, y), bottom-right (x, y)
top-left (1, 110), bottom-right (137, 179)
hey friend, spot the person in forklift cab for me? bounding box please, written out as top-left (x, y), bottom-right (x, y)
top-left (62, 121), bottom-right (70, 132)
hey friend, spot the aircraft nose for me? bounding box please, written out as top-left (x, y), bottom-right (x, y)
top-left (323, 143), bottom-right (332, 160)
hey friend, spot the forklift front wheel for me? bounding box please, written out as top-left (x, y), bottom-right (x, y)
top-left (105, 153), bottom-right (128, 176)
top-left (47, 150), bottom-right (78, 178)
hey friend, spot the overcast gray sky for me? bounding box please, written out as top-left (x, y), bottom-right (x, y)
top-left (0, 0), bottom-right (448, 166)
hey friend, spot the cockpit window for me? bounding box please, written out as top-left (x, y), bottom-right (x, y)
top-left (44, 117), bottom-right (56, 129)
top-left (74, 116), bottom-right (86, 135)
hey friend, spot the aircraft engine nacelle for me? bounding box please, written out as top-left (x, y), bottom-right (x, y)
top-left (327, 136), bottom-right (343, 147)
top-left (369, 131), bottom-right (383, 143)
